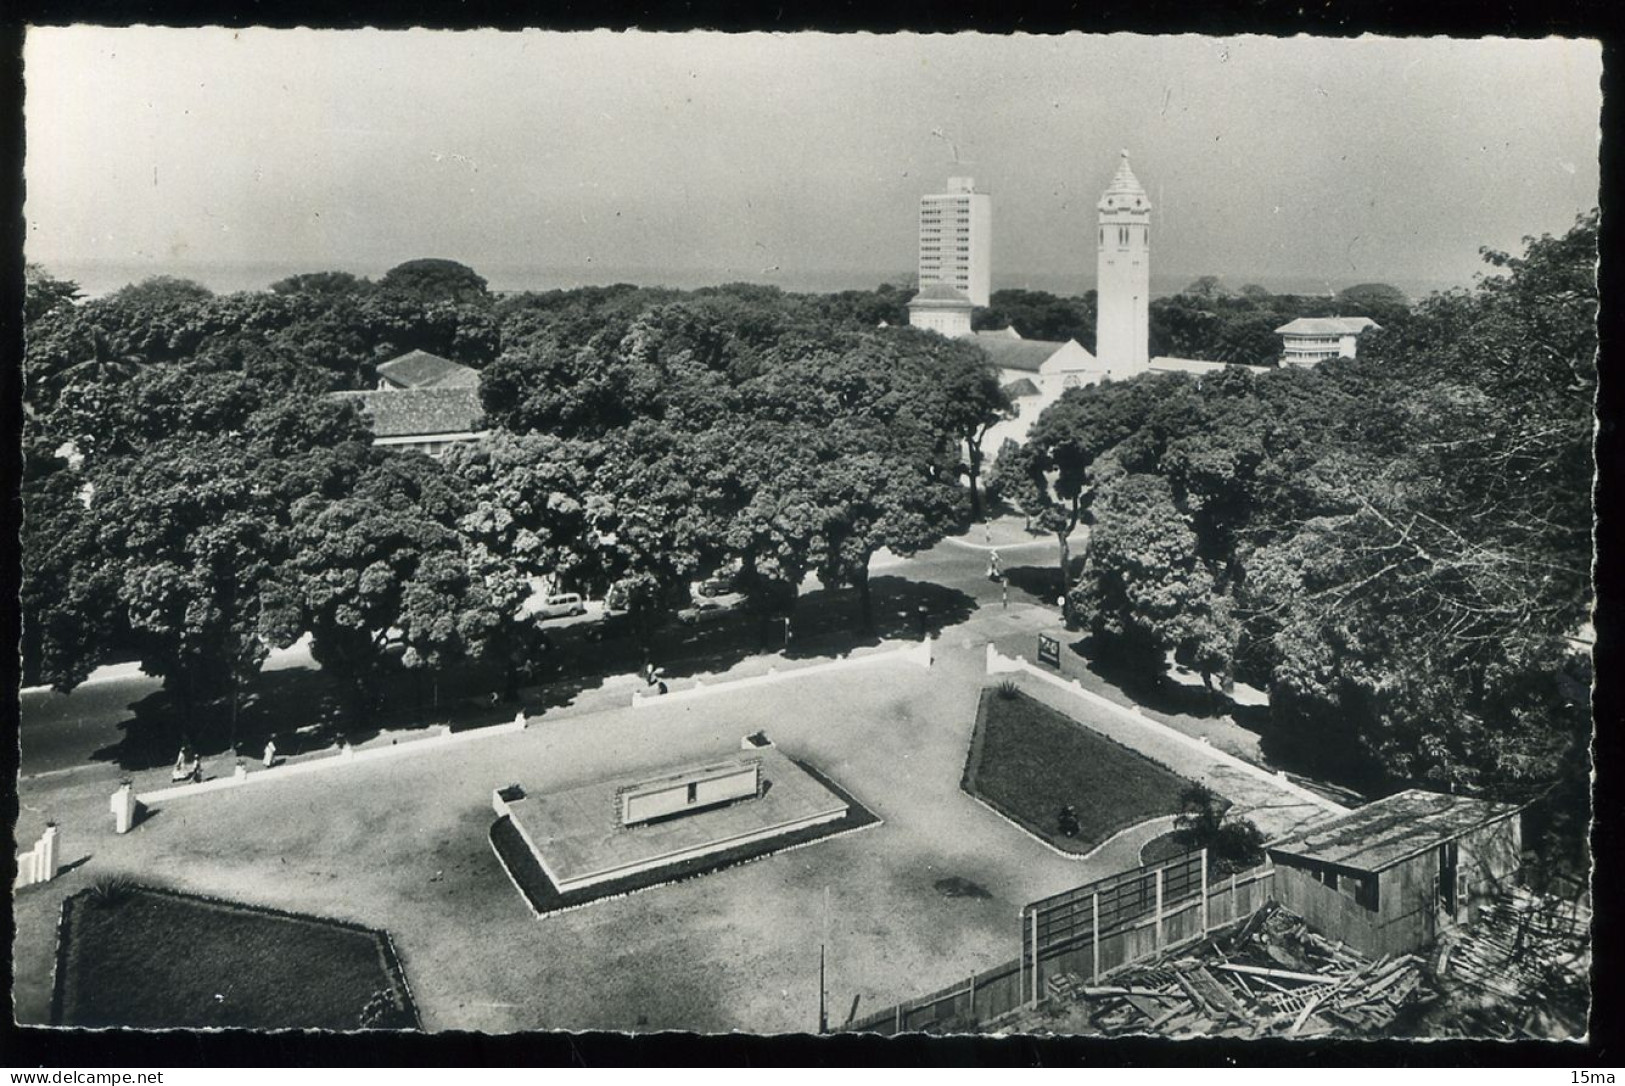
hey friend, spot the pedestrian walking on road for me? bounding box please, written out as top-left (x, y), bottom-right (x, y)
top-left (1001, 581), bottom-right (1009, 609)
top-left (262, 739), bottom-right (277, 769)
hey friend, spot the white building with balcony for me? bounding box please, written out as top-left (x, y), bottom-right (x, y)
top-left (1275, 316), bottom-right (1382, 367)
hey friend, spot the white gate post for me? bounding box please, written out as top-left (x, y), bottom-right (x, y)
top-left (111, 782), bottom-right (137, 834)
top-left (38, 824), bottom-right (59, 882)
top-left (1200, 848), bottom-right (1210, 932)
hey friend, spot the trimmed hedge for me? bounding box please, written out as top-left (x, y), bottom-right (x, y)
top-left (52, 884), bottom-right (419, 1030)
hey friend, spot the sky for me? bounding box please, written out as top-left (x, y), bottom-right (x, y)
top-left (23, 30), bottom-right (1602, 297)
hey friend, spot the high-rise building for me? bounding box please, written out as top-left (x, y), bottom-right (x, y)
top-left (918, 176), bottom-right (991, 308)
top-left (1095, 153), bottom-right (1151, 371)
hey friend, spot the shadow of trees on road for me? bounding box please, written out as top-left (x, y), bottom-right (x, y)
top-left (85, 577), bottom-right (979, 771)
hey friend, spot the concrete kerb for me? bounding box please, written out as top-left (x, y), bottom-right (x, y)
top-left (959, 781), bottom-right (1180, 864)
top-left (984, 644), bottom-right (1347, 816)
top-left (631, 636), bottom-right (932, 710)
top-left (942, 533), bottom-right (1087, 555)
top-left (132, 714), bottom-right (530, 808)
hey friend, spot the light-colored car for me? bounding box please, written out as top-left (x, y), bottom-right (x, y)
top-left (532, 592), bottom-right (587, 620)
top-left (677, 589), bottom-right (746, 625)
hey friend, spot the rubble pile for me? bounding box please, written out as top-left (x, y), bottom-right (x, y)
top-left (1036, 902), bottom-right (1436, 1039)
top-left (1428, 888), bottom-right (1590, 1040)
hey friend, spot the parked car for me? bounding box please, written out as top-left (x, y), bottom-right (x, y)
top-left (532, 592), bottom-right (587, 620)
top-left (692, 573), bottom-right (738, 599)
top-left (677, 589), bottom-right (745, 626)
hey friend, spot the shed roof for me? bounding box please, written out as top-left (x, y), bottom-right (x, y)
top-left (376, 350), bottom-right (480, 389)
top-left (1001, 377), bottom-right (1042, 399)
top-left (1274, 316), bottom-right (1382, 337)
top-left (1266, 789), bottom-right (1523, 874)
top-left (330, 386), bottom-right (486, 438)
top-left (973, 332), bottom-right (1070, 373)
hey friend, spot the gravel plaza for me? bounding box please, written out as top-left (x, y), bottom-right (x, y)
top-left (17, 610), bottom-right (1272, 1033)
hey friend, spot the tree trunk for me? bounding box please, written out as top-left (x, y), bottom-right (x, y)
top-left (228, 666), bottom-right (240, 756)
top-left (855, 563), bottom-right (874, 634)
top-left (966, 435), bottom-right (985, 521)
top-left (503, 657), bottom-right (521, 702)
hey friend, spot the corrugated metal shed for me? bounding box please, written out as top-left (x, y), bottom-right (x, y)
top-left (1266, 789), bottom-right (1523, 875)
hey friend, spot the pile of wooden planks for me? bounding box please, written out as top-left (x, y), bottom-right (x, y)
top-left (1438, 889), bottom-right (1590, 1008)
top-left (1061, 904), bottom-right (1435, 1039)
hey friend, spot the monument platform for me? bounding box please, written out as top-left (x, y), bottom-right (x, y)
top-left (497, 746), bottom-right (850, 895)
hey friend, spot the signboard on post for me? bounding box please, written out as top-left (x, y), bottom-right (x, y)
top-left (1037, 634), bottom-right (1061, 669)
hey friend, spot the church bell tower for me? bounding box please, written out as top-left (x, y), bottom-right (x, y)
top-left (1095, 151), bottom-right (1151, 372)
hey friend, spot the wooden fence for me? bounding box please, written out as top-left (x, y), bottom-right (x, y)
top-left (841, 850), bottom-right (1275, 1035)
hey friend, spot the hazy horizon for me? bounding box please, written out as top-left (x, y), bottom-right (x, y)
top-left (40, 255), bottom-right (1473, 306)
top-left (24, 30), bottom-right (1600, 299)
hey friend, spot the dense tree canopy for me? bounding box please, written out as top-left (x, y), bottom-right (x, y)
top-left (1149, 280), bottom-right (1412, 365)
top-left (378, 258), bottom-right (491, 305)
top-left (974, 288), bottom-right (1097, 347)
top-left (1024, 212), bottom-right (1595, 871)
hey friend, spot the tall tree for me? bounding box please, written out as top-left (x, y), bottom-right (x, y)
top-left (264, 452), bottom-right (495, 727)
top-left (378, 258), bottom-right (490, 305)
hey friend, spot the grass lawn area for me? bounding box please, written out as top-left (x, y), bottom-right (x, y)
top-left (491, 758), bottom-right (880, 916)
top-left (1139, 830), bottom-right (1188, 866)
top-left (961, 685), bottom-right (1196, 853)
top-left (52, 884), bottom-right (419, 1029)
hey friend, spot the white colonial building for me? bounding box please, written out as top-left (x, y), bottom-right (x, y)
top-left (1274, 316), bottom-right (1383, 367)
top-left (906, 282), bottom-right (977, 337)
top-left (330, 350), bottom-right (488, 456)
top-left (904, 153), bottom-right (1273, 461)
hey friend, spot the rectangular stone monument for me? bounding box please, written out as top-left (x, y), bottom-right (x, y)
top-left (502, 747), bottom-right (848, 894)
top-left (617, 758), bottom-right (762, 826)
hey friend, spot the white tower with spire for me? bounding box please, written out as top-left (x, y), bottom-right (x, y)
top-left (1095, 151), bottom-right (1152, 372)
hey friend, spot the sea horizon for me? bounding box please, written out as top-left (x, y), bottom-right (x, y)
top-left (34, 256), bottom-right (1471, 305)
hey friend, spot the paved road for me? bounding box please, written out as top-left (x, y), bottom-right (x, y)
top-left (14, 522), bottom-right (1077, 781)
top-left (18, 639), bottom-right (319, 780)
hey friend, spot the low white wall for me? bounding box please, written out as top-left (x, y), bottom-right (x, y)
top-left (14, 826), bottom-right (60, 889)
top-left (984, 644), bottom-right (1346, 815)
top-left (633, 636), bottom-right (932, 710)
top-left (132, 713), bottom-right (530, 809)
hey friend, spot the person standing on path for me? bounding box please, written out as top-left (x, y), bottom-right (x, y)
top-left (1001, 580), bottom-right (1009, 609)
top-left (262, 739), bottom-right (276, 769)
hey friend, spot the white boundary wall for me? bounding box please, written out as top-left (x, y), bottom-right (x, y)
top-left (14, 825), bottom-right (60, 889)
top-left (632, 636), bottom-right (933, 710)
top-left (986, 643), bottom-right (1346, 815)
top-left (130, 713), bottom-right (531, 810)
